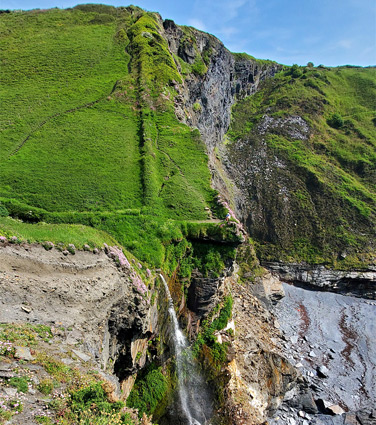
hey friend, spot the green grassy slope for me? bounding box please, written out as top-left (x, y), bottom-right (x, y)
top-left (0, 6), bottom-right (223, 266)
top-left (228, 65), bottom-right (376, 265)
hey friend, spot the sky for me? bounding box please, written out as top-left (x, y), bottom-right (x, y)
top-left (2, 0), bottom-right (376, 66)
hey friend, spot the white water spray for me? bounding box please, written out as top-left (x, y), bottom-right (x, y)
top-left (160, 275), bottom-right (211, 425)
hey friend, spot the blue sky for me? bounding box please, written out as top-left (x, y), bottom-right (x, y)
top-left (2, 0), bottom-right (375, 66)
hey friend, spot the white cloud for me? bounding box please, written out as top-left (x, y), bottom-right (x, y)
top-left (337, 39), bottom-right (353, 49)
top-left (187, 18), bottom-right (207, 31)
top-left (221, 0), bottom-right (248, 21)
top-left (218, 26), bottom-right (239, 38)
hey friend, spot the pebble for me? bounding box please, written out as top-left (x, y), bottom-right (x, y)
top-left (291, 335), bottom-right (298, 344)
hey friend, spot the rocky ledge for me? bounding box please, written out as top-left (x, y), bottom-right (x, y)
top-left (263, 262), bottom-right (376, 299)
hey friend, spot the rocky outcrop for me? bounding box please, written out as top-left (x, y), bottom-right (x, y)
top-left (222, 269), bottom-right (299, 424)
top-left (162, 19), bottom-right (281, 152)
top-left (264, 262), bottom-right (376, 299)
top-left (0, 243), bottom-right (157, 386)
top-left (187, 270), bottom-right (226, 318)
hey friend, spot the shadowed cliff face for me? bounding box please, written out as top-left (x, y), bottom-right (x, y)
top-left (163, 19), bottom-right (281, 152)
top-left (161, 19), bottom-right (375, 265)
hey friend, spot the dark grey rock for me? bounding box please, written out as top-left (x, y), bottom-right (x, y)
top-left (264, 262), bottom-right (376, 299)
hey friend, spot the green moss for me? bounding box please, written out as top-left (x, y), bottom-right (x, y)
top-left (193, 102), bottom-right (202, 112)
top-left (236, 240), bottom-right (264, 283)
top-left (193, 295), bottom-right (233, 368)
top-left (189, 242), bottom-right (236, 278)
top-left (191, 58), bottom-right (207, 76)
top-left (126, 364), bottom-right (168, 418)
top-left (127, 12), bottom-right (182, 95)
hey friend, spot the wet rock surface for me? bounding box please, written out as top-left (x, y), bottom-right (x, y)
top-left (270, 282), bottom-right (376, 425)
top-left (187, 271), bottom-right (225, 318)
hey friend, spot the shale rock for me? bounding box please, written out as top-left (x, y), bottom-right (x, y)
top-left (264, 262), bottom-right (376, 299)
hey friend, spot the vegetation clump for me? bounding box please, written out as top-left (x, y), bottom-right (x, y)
top-left (126, 364), bottom-right (168, 418)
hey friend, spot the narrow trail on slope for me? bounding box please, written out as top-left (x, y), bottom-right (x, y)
top-left (9, 81), bottom-right (119, 157)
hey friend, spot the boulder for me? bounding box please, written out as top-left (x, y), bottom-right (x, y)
top-left (72, 349), bottom-right (91, 362)
top-left (14, 346), bottom-right (33, 361)
top-left (327, 405), bottom-right (346, 415)
top-left (344, 414), bottom-right (360, 424)
top-left (317, 365), bottom-right (329, 378)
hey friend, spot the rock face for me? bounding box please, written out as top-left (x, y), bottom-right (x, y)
top-left (163, 20), bottom-right (281, 153)
top-left (223, 270), bottom-right (298, 424)
top-left (0, 244), bottom-right (157, 384)
top-left (187, 270), bottom-right (226, 318)
top-left (264, 262), bottom-right (376, 299)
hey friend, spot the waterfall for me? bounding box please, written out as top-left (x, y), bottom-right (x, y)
top-left (160, 275), bottom-right (212, 425)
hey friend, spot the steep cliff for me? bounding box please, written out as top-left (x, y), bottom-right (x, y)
top-left (1, 5), bottom-right (375, 425)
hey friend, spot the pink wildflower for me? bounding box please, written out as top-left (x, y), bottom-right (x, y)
top-left (132, 275), bottom-right (147, 294)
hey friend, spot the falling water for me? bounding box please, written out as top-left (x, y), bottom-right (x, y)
top-left (160, 275), bottom-right (212, 425)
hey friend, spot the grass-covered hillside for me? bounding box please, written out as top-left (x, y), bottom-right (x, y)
top-left (0, 5), bottom-right (230, 266)
top-left (227, 65), bottom-right (376, 266)
top-left (1, 5), bottom-right (374, 270)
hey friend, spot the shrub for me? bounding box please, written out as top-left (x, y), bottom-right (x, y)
top-left (9, 377), bottom-right (29, 393)
top-left (327, 113), bottom-right (344, 128)
top-left (0, 203), bottom-right (9, 217)
top-left (67, 244), bottom-right (76, 254)
top-left (38, 378), bottom-right (54, 395)
top-left (286, 64), bottom-right (303, 78)
top-left (42, 241), bottom-right (54, 251)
